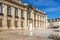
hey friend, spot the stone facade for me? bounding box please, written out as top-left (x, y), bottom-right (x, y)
top-left (48, 18), bottom-right (60, 29)
top-left (0, 0), bottom-right (47, 30)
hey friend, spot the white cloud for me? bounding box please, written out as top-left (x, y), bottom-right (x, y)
top-left (45, 7), bottom-right (60, 12)
top-left (27, 0), bottom-right (60, 12)
top-left (29, 0), bottom-right (58, 6)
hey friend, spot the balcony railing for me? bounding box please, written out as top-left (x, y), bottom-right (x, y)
top-left (7, 15), bottom-right (12, 17)
top-left (21, 16), bottom-right (24, 19)
top-left (34, 19), bottom-right (37, 21)
top-left (27, 17), bottom-right (33, 20)
top-left (0, 13), bottom-right (4, 16)
top-left (15, 16), bottom-right (19, 18)
top-left (38, 20), bottom-right (39, 22)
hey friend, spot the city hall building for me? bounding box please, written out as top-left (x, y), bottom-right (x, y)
top-left (0, 0), bottom-right (47, 30)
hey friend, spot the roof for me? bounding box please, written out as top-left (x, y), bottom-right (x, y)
top-left (3, 0), bottom-right (46, 15)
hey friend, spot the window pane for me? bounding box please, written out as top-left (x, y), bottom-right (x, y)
top-left (34, 13), bottom-right (36, 20)
top-left (34, 22), bottom-right (36, 27)
top-left (27, 11), bottom-right (30, 19)
top-left (15, 21), bottom-right (18, 28)
top-left (40, 16), bottom-right (42, 21)
top-left (0, 3), bottom-right (2, 13)
top-left (7, 5), bottom-right (11, 15)
top-left (0, 19), bottom-right (2, 26)
top-left (38, 15), bottom-right (39, 20)
top-left (15, 8), bottom-right (18, 16)
top-left (21, 10), bottom-right (24, 17)
top-left (7, 20), bottom-right (11, 28)
top-left (21, 21), bottom-right (24, 27)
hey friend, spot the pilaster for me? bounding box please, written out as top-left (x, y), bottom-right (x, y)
top-left (17, 9), bottom-right (21, 29)
top-left (10, 6), bottom-right (15, 29)
top-left (2, 4), bottom-right (7, 29)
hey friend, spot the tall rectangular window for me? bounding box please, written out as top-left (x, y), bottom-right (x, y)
top-left (7, 5), bottom-right (11, 15)
top-left (21, 10), bottom-right (24, 18)
top-left (43, 16), bottom-right (44, 21)
top-left (0, 3), bottom-right (2, 13)
top-left (34, 13), bottom-right (36, 20)
top-left (15, 21), bottom-right (18, 28)
top-left (38, 15), bottom-right (39, 20)
top-left (15, 8), bottom-right (18, 17)
top-left (0, 19), bottom-right (2, 26)
top-left (41, 16), bottom-right (42, 21)
top-left (21, 21), bottom-right (24, 27)
top-left (40, 16), bottom-right (42, 21)
top-left (34, 22), bottom-right (36, 27)
top-left (27, 11), bottom-right (30, 19)
top-left (7, 20), bottom-right (11, 28)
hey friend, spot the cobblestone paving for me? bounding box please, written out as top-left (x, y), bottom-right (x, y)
top-left (0, 31), bottom-right (43, 40)
top-left (0, 30), bottom-right (55, 40)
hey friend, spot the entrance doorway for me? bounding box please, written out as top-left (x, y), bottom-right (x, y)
top-left (28, 22), bottom-right (33, 30)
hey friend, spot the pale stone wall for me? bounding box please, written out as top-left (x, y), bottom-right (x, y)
top-left (2, 3), bottom-right (7, 29)
top-left (0, 0), bottom-right (47, 30)
top-left (48, 18), bottom-right (60, 29)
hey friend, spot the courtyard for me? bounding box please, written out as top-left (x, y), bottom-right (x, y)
top-left (0, 29), bottom-right (59, 40)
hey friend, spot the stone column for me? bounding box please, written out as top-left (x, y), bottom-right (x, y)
top-left (2, 4), bottom-right (7, 29)
top-left (40, 15), bottom-right (42, 29)
top-left (30, 10), bottom-right (35, 30)
top-left (39, 14), bottom-right (40, 29)
top-left (17, 9), bottom-right (21, 29)
top-left (33, 12), bottom-right (35, 30)
top-left (38, 14), bottom-right (40, 29)
top-left (39, 15), bottom-right (41, 29)
top-left (36, 13), bottom-right (38, 29)
top-left (10, 6), bottom-right (15, 29)
top-left (43, 16), bottom-right (45, 29)
top-left (35, 14), bottom-right (37, 30)
top-left (24, 10), bottom-right (28, 30)
top-left (45, 16), bottom-right (48, 29)
top-left (32, 11), bottom-right (35, 30)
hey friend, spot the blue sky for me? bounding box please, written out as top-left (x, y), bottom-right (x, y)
top-left (22, 0), bottom-right (60, 19)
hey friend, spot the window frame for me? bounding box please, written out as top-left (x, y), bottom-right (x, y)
top-left (0, 19), bottom-right (2, 27)
top-left (15, 8), bottom-right (18, 17)
top-left (7, 5), bottom-right (11, 16)
top-left (21, 10), bottom-right (24, 18)
top-left (0, 3), bottom-right (3, 13)
top-left (7, 20), bottom-right (11, 28)
top-left (34, 13), bottom-right (36, 20)
top-left (27, 11), bottom-right (31, 19)
top-left (15, 21), bottom-right (18, 28)
top-left (21, 21), bottom-right (24, 27)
